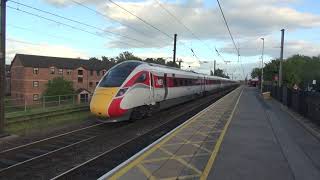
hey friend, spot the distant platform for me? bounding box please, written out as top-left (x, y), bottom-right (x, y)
top-left (99, 86), bottom-right (320, 180)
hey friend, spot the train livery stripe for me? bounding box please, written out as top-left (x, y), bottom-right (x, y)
top-left (108, 97), bottom-right (127, 117)
top-left (90, 87), bottom-right (119, 117)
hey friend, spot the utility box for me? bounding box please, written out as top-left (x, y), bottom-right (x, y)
top-left (262, 92), bottom-right (271, 99)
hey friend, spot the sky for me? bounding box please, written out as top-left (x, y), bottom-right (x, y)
top-left (5, 0), bottom-right (320, 80)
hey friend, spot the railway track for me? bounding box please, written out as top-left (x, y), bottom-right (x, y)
top-left (0, 87), bottom-right (237, 180)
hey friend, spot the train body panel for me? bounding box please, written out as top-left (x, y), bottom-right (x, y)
top-left (90, 60), bottom-right (239, 120)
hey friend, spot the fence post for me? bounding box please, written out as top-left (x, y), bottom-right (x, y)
top-left (59, 95), bottom-right (61, 106)
top-left (24, 98), bottom-right (27, 112)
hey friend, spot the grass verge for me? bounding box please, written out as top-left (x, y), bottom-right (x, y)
top-left (6, 104), bottom-right (88, 119)
top-left (5, 111), bottom-right (91, 136)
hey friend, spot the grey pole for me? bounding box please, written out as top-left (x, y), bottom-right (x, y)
top-left (173, 34), bottom-right (177, 64)
top-left (0, 0), bottom-right (7, 135)
top-left (213, 60), bottom-right (216, 75)
top-left (261, 38), bottom-right (265, 93)
top-left (279, 29), bottom-right (285, 87)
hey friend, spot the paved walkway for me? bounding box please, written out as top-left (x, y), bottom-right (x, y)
top-left (209, 87), bottom-right (320, 180)
top-left (100, 87), bottom-right (320, 180)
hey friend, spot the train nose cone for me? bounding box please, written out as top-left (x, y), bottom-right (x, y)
top-left (90, 87), bottom-right (119, 117)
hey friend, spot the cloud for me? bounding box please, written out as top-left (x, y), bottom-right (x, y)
top-left (221, 37), bottom-right (320, 58)
top-left (42, 0), bottom-right (103, 7)
top-left (97, 0), bottom-right (320, 48)
top-left (42, 0), bottom-right (320, 49)
top-left (6, 38), bottom-right (88, 64)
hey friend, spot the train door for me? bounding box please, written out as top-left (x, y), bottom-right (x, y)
top-left (153, 73), bottom-right (165, 102)
top-left (149, 72), bottom-right (155, 105)
top-left (164, 73), bottom-right (168, 100)
top-left (202, 76), bottom-right (206, 93)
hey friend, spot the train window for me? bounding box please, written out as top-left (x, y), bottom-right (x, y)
top-left (99, 61), bottom-right (142, 87)
top-left (174, 79), bottom-right (178, 86)
top-left (180, 79), bottom-right (184, 86)
top-left (135, 73), bottom-right (147, 83)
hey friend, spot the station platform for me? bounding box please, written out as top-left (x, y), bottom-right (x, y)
top-left (100, 86), bottom-right (320, 180)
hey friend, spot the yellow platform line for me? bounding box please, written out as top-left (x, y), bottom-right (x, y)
top-left (174, 135), bottom-right (213, 153)
top-left (137, 164), bottom-right (156, 180)
top-left (200, 88), bottom-right (243, 180)
top-left (107, 87), bottom-right (241, 180)
top-left (160, 174), bottom-right (200, 180)
top-left (163, 139), bottom-right (217, 147)
top-left (159, 147), bottom-right (202, 175)
top-left (142, 153), bottom-right (210, 163)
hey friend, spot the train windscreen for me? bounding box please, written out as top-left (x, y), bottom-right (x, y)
top-left (99, 61), bottom-right (142, 87)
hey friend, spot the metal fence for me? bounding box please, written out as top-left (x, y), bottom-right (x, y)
top-left (264, 85), bottom-right (320, 125)
top-left (5, 94), bottom-right (90, 116)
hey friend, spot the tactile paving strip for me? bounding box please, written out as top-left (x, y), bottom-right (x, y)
top-left (106, 87), bottom-right (243, 180)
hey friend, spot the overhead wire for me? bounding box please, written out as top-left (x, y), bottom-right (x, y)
top-left (154, 0), bottom-right (215, 55)
top-left (8, 24), bottom-right (77, 42)
top-left (8, 0), bottom-right (147, 46)
top-left (7, 5), bottom-right (137, 48)
top-left (6, 38), bottom-right (43, 46)
top-left (216, 0), bottom-right (238, 55)
top-left (73, 0), bottom-right (186, 62)
top-left (7, 24), bottom-right (114, 52)
top-left (216, 0), bottom-right (245, 79)
top-left (69, 0), bottom-right (159, 42)
top-left (107, 0), bottom-right (173, 40)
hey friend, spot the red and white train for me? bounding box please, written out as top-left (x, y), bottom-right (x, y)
top-left (90, 60), bottom-right (238, 121)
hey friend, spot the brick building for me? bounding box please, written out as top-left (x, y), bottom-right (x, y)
top-left (5, 65), bottom-right (11, 96)
top-left (11, 54), bottom-right (113, 104)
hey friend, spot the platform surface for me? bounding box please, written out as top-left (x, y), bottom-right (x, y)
top-left (101, 87), bottom-right (320, 180)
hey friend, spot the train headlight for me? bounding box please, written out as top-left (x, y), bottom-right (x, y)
top-left (116, 88), bottom-right (128, 97)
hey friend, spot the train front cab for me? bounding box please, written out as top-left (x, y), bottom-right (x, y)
top-left (90, 61), bottom-right (143, 119)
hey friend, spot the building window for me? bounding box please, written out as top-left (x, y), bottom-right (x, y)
top-left (78, 69), bottom-right (83, 75)
top-left (33, 94), bottom-right (39, 101)
top-left (33, 81), bottom-right (39, 87)
top-left (90, 70), bottom-right (93, 76)
top-left (78, 77), bottom-right (83, 83)
top-left (67, 69), bottom-right (72, 75)
top-left (50, 67), bottom-right (55, 74)
top-left (58, 69), bottom-right (63, 75)
top-left (89, 82), bottom-right (93, 87)
top-left (102, 70), bottom-right (106, 75)
top-left (96, 82), bottom-right (99, 86)
top-left (33, 68), bottom-right (39, 74)
top-left (97, 71), bottom-right (100, 76)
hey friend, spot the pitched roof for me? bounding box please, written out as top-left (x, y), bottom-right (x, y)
top-left (14, 54), bottom-right (113, 71)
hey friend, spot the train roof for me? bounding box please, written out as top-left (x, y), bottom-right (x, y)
top-left (118, 60), bottom-right (236, 82)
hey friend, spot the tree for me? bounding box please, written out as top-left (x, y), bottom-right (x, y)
top-left (252, 54), bottom-right (320, 89)
top-left (101, 56), bottom-right (116, 65)
top-left (251, 68), bottom-right (261, 79)
top-left (116, 51), bottom-right (142, 63)
top-left (166, 61), bottom-right (179, 68)
top-left (144, 58), bottom-right (166, 65)
top-left (43, 77), bottom-right (74, 97)
top-left (89, 57), bottom-right (100, 61)
top-left (214, 68), bottom-right (229, 79)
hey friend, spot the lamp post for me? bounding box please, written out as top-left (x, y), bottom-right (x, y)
top-left (260, 38), bottom-right (265, 93)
